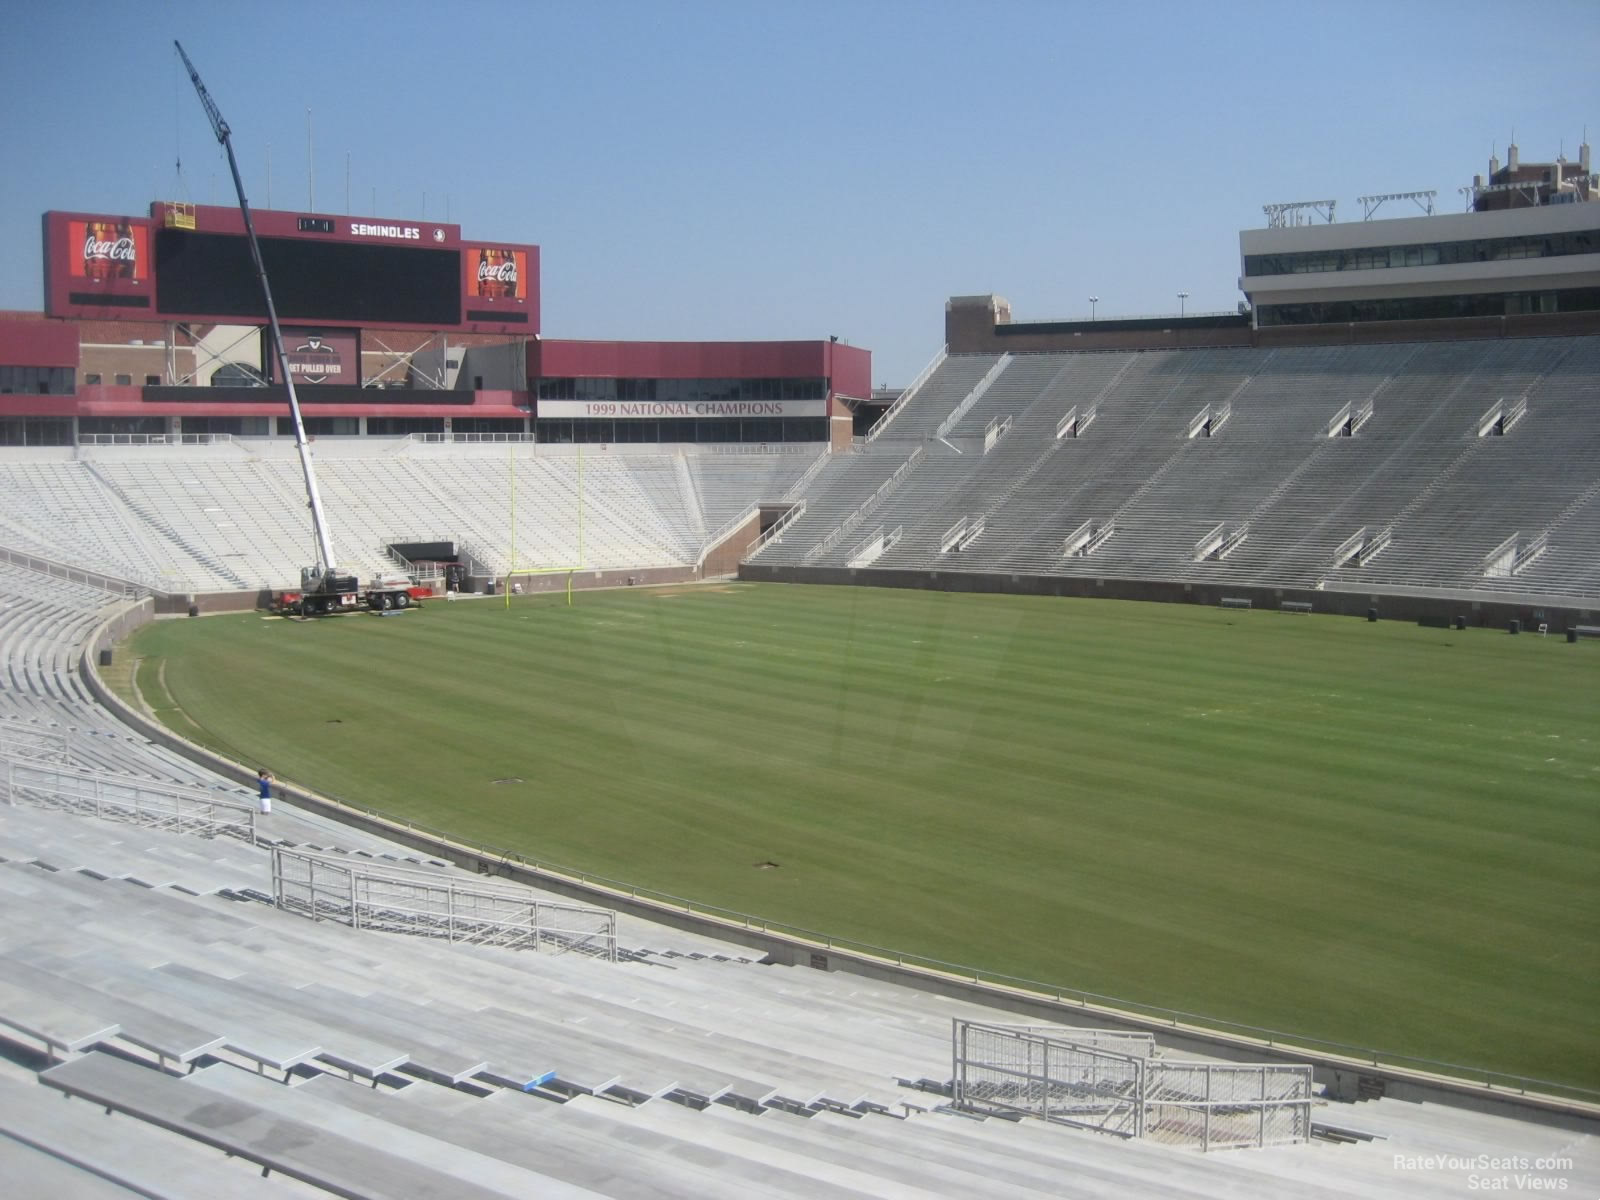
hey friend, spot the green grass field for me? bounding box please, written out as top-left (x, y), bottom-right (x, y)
top-left (124, 582), bottom-right (1600, 1089)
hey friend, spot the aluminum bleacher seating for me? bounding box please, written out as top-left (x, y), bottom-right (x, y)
top-left (773, 337), bottom-right (1600, 603)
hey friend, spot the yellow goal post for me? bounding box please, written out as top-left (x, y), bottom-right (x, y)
top-left (500, 565), bottom-right (582, 607)
top-left (502, 444), bottom-right (585, 607)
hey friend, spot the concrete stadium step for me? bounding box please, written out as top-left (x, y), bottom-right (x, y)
top-left (0, 1137), bottom-right (149, 1200)
top-left (0, 1072), bottom-right (332, 1200)
top-left (321, 928), bottom-right (940, 1096)
top-left (38, 1052), bottom-right (530, 1200)
top-left (0, 958), bottom-right (225, 1064)
top-left (187, 1057), bottom-right (840, 1200)
top-left (564, 1093), bottom-right (1075, 1199)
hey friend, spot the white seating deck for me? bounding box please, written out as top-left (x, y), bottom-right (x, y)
top-left (0, 443), bottom-right (816, 591)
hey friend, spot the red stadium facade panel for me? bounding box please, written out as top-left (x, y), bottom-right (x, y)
top-left (43, 204), bottom-right (539, 336)
top-left (23, 202), bottom-right (868, 445)
top-left (531, 339), bottom-right (872, 420)
top-left (828, 342), bottom-right (872, 403)
top-left (0, 312), bottom-right (79, 368)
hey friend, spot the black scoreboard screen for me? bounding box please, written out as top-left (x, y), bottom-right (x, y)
top-left (155, 229), bottom-right (460, 326)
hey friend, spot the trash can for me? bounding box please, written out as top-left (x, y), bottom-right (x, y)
top-left (98, 648), bottom-right (112, 667)
top-left (1508, 619), bottom-right (1520, 635)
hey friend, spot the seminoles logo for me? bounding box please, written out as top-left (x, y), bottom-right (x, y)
top-left (285, 336), bottom-right (343, 384)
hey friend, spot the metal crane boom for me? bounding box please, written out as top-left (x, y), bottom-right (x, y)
top-left (174, 39), bottom-right (339, 581)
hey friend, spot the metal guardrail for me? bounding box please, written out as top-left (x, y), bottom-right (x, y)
top-left (695, 504), bottom-right (760, 569)
top-left (936, 354), bottom-right (1012, 440)
top-left (952, 1019), bottom-right (1313, 1150)
top-left (804, 446), bottom-right (925, 564)
top-left (780, 447), bottom-right (834, 501)
top-left (409, 432), bottom-right (534, 443)
top-left (1, 753), bottom-right (257, 842)
top-left (0, 722), bottom-right (70, 763)
top-left (76, 433), bottom-right (235, 446)
top-left (747, 500), bottom-right (806, 556)
top-left (700, 443), bottom-right (819, 456)
top-left (0, 545), bottom-right (149, 599)
top-left (271, 846), bottom-right (617, 959)
top-left (865, 345), bottom-right (947, 443)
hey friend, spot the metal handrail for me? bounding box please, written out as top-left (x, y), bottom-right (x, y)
top-left (780, 447), bottom-right (834, 501)
top-left (76, 433), bottom-right (235, 446)
top-left (748, 500), bottom-right (806, 555)
top-left (2, 752), bottom-right (257, 843)
top-left (271, 845), bottom-right (617, 959)
top-left (0, 545), bottom-right (151, 599)
top-left (695, 504), bottom-right (760, 569)
top-left (805, 446), bottom-right (924, 563)
top-left (865, 344), bottom-right (947, 443)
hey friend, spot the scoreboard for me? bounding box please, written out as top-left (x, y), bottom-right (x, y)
top-left (43, 204), bottom-right (538, 335)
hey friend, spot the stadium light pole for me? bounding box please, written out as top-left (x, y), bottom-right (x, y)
top-left (1178, 291), bottom-right (1189, 318)
top-left (1089, 296), bottom-right (1099, 321)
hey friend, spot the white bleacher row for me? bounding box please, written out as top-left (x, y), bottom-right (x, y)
top-left (3, 548), bottom-right (1595, 1194)
top-left (762, 337), bottom-right (1600, 602)
top-left (6, 794), bottom-right (1596, 1199)
top-left (0, 444), bottom-right (822, 593)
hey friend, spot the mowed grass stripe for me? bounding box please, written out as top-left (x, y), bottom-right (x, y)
top-left (127, 582), bottom-right (1599, 1087)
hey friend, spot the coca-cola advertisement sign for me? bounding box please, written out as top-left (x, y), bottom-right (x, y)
top-left (269, 328), bottom-right (359, 386)
top-left (466, 246), bottom-right (527, 301)
top-left (68, 218), bottom-right (148, 282)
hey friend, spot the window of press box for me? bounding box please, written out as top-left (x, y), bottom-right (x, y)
top-left (1244, 228), bottom-right (1598, 277)
top-left (537, 376), bottom-right (827, 402)
top-left (0, 365), bottom-right (75, 394)
top-left (0, 417), bottom-right (74, 446)
top-left (534, 416), bottom-right (828, 444)
top-left (1256, 286), bottom-right (1600, 326)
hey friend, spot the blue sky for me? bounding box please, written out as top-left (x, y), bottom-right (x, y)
top-left (0, 0), bottom-right (1594, 384)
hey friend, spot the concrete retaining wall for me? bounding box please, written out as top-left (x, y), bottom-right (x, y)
top-left (737, 563), bottom-right (1595, 630)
